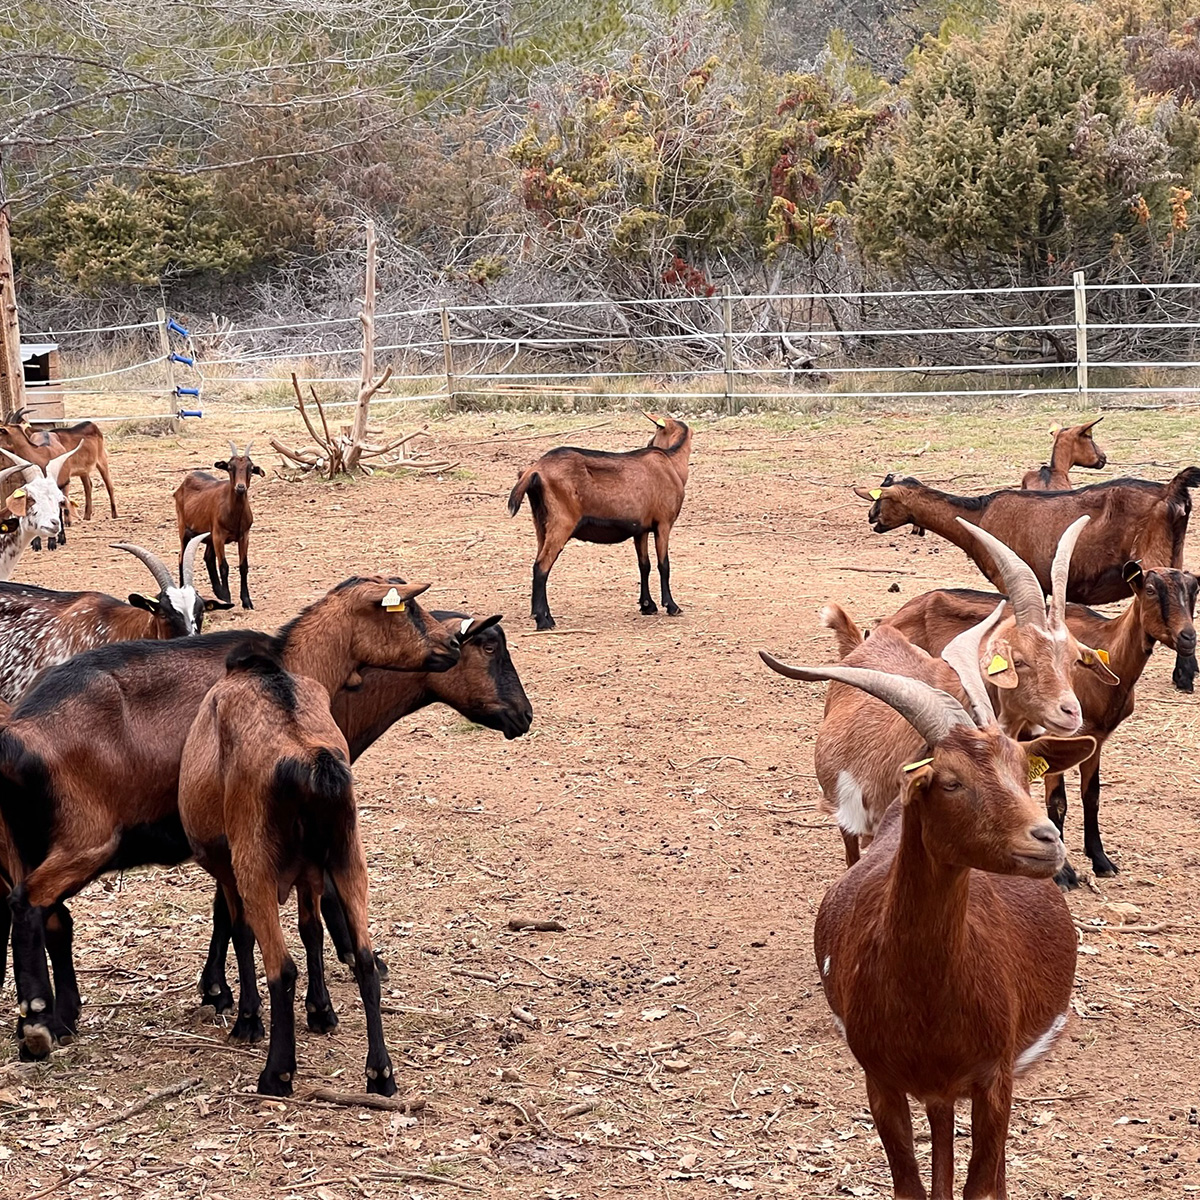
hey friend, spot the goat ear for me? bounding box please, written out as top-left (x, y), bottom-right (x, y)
top-left (213, 460), bottom-right (230, 471)
top-left (462, 614), bottom-right (504, 641)
top-left (983, 641), bottom-right (1019, 690)
top-left (1024, 733), bottom-right (1096, 778)
top-left (5, 488), bottom-right (27, 517)
top-left (251, 464), bottom-right (265, 476)
top-left (852, 486), bottom-right (881, 502)
top-left (900, 759), bottom-right (934, 805)
top-left (128, 593), bottom-right (161, 614)
top-left (1122, 561), bottom-right (1144, 591)
top-left (204, 598), bottom-right (235, 611)
top-left (1076, 643), bottom-right (1120, 686)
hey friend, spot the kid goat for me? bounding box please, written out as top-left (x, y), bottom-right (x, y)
top-left (508, 412), bottom-right (692, 629)
top-left (0, 535), bottom-right (221, 703)
top-left (174, 440), bottom-right (263, 609)
top-left (760, 629), bottom-right (1094, 1200)
top-left (881, 563), bottom-right (1198, 888)
top-left (1020, 417), bottom-right (1106, 490)
top-left (818, 518), bottom-right (1113, 864)
top-left (0, 446), bottom-right (79, 580)
top-left (180, 643), bottom-right (394, 1096)
top-left (856, 466), bottom-right (1200, 690)
top-left (0, 576), bottom-right (463, 1058)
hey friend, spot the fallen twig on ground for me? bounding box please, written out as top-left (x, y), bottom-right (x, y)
top-left (88, 1077), bottom-right (201, 1132)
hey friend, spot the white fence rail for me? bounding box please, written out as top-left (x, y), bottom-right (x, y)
top-left (22, 274), bottom-right (1200, 422)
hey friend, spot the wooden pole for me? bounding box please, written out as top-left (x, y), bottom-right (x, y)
top-left (721, 288), bottom-right (735, 414)
top-left (441, 305), bottom-right (456, 412)
top-left (348, 219), bottom-right (378, 464)
top-left (1073, 269), bottom-right (1088, 401)
top-left (0, 206), bottom-right (26, 420)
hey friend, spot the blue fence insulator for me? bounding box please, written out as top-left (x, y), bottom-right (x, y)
top-left (175, 386), bottom-right (200, 397)
top-left (169, 352), bottom-right (195, 367)
top-left (167, 318), bottom-right (190, 338)
top-left (177, 409), bottom-right (203, 419)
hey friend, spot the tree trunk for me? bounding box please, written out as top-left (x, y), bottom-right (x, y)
top-left (343, 220), bottom-right (378, 473)
top-left (0, 206), bottom-right (26, 421)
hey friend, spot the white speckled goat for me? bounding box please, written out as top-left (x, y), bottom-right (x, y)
top-left (0, 446), bottom-right (80, 581)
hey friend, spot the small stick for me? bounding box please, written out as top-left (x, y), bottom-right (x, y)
top-left (829, 565), bottom-right (918, 576)
top-left (89, 1077), bottom-right (202, 1131)
top-left (536, 628), bottom-right (599, 636)
top-left (505, 952), bottom-right (569, 983)
top-left (1074, 920), bottom-right (1172, 935)
top-left (561, 1099), bottom-right (599, 1119)
top-left (306, 1088), bottom-right (426, 1113)
top-left (361, 1169), bottom-right (482, 1192)
top-left (450, 967), bottom-right (499, 984)
top-left (508, 917), bottom-right (566, 932)
top-left (26, 1161), bottom-right (105, 1200)
top-left (510, 1005), bottom-right (538, 1026)
top-left (493, 1094), bottom-right (555, 1137)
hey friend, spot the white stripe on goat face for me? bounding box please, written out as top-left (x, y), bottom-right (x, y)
top-left (165, 585), bottom-right (201, 633)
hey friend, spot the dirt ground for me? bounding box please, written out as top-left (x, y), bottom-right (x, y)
top-left (1, 400), bottom-right (1198, 1200)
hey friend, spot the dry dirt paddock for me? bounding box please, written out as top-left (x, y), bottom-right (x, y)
top-left (1, 401), bottom-right (1198, 1200)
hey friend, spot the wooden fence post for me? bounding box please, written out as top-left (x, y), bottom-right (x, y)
top-left (721, 288), bottom-right (735, 414)
top-left (1073, 270), bottom-right (1089, 401)
top-left (440, 305), bottom-right (457, 411)
top-left (0, 206), bottom-right (26, 420)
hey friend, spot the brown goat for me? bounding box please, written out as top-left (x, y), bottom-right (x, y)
top-left (180, 643), bottom-right (394, 1096)
top-left (174, 440), bottom-right (263, 609)
top-left (856, 466), bottom-right (1200, 690)
top-left (881, 563), bottom-right (1199, 888)
top-left (760, 650), bottom-right (1094, 1199)
top-left (0, 410), bottom-right (117, 522)
top-left (1021, 417), bottom-right (1106, 490)
top-left (815, 520), bottom-right (1114, 865)
top-left (508, 413), bottom-right (692, 629)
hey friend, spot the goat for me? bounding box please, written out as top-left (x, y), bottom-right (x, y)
top-left (816, 519), bottom-right (1113, 865)
top-left (0, 576), bottom-right (463, 1058)
top-left (179, 643), bottom-right (395, 1096)
top-left (759, 646), bottom-right (1094, 1199)
top-left (1021, 417), bottom-right (1106, 490)
top-left (197, 611), bottom-right (533, 1018)
top-left (0, 446), bottom-right (79, 580)
top-left (507, 412), bottom-right (692, 629)
top-left (174, 440), bottom-right (263, 609)
top-left (0, 536), bottom-right (226, 704)
top-left (0, 409), bottom-right (117, 522)
top-left (879, 562), bottom-right (1199, 888)
top-left (855, 466), bottom-right (1200, 690)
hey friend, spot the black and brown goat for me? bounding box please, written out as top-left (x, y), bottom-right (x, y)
top-left (760, 648), bottom-right (1093, 1199)
top-left (0, 576), bottom-right (462, 1058)
top-left (0, 409), bottom-right (117, 522)
top-left (174, 440), bottom-right (263, 609)
top-left (856, 467), bottom-right (1200, 690)
top-left (880, 563), bottom-right (1199, 888)
top-left (1021, 417), bottom-right (1107, 490)
top-left (0, 536), bottom-right (224, 704)
top-left (197, 610), bottom-right (532, 1016)
top-left (508, 413), bottom-right (692, 629)
top-left (180, 643), bottom-right (394, 1096)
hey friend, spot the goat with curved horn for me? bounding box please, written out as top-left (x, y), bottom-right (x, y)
top-left (955, 518), bottom-right (1045, 627)
top-left (939, 601), bottom-right (1006, 726)
top-left (1049, 514), bottom-right (1090, 626)
top-left (112, 541), bottom-right (176, 592)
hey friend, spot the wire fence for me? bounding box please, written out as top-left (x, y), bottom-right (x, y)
top-left (18, 273), bottom-right (1200, 424)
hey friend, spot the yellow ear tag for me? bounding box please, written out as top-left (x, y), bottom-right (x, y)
top-left (10, 488), bottom-right (25, 499)
top-left (869, 489), bottom-right (882, 500)
top-left (1095, 648), bottom-right (1110, 666)
top-left (902, 757), bottom-right (934, 773)
top-left (1049, 425), bottom-right (1060, 435)
top-left (656, 419), bottom-right (666, 428)
top-left (1027, 754), bottom-right (1050, 783)
top-left (987, 654), bottom-right (1009, 676)
top-left (380, 587), bottom-right (406, 613)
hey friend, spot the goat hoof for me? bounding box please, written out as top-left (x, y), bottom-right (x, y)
top-left (202, 983), bottom-right (235, 1015)
top-left (1054, 860), bottom-right (1080, 891)
top-left (242, 600), bottom-right (254, 611)
top-left (639, 600), bottom-right (658, 615)
top-left (230, 1013), bottom-right (266, 1044)
top-left (366, 1066), bottom-right (397, 1097)
top-left (1091, 855), bottom-right (1119, 878)
top-left (307, 1005), bottom-right (339, 1034)
top-left (666, 604), bottom-right (682, 616)
top-left (257, 1071), bottom-right (294, 1097)
top-left (373, 952), bottom-right (389, 980)
top-left (535, 615), bottom-right (556, 631)
top-left (19, 1022), bottom-right (53, 1061)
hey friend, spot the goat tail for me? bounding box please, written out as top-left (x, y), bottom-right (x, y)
top-left (507, 468), bottom-right (539, 517)
top-left (820, 603), bottom-right (865, 659)
top-left (1168, 466), bottom-right (1200, 504)
top-left (309, 747), bottom-right (353, 806)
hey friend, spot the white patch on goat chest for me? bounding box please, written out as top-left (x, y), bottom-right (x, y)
top-left (822, 955), bottom-right (831, 977)
top-left (1015, 1012), bottom-right (1068, 1074)
top-left (834, 771), bottom-right (869, 836)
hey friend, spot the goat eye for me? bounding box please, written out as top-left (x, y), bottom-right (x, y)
top-left (941, 779), bottom-right (962, 792)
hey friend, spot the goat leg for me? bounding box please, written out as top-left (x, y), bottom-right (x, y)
top-left (241, 881), bottom-right (297, 1096)
top-left (654, 526), bottom-right (681, 616)
top-left (45, 903), bottom-right (81, 1038)
top-left (8, 884), bottom-right (56, 1061)
top-left (320, 874), bottom-right (389, 979)
top-left (635, 533), bottom-right (656, 614)
top-left (927, 1100), bottom-right (955, 1200)
top-left (298, 883), bottom-right (338, 1034)
top-left (1045, 774), bottom-right (1078, 891)
top-left (199, 888), bottom-right (236, 1014)
top-left (1079, 754), bottom-right (1117, 878)
top-left (864, 1073), bottom-right (926, 1199)
top-left (228, 899), bottom-right (265, 1044)
top-left (963, 1072), bottom-right (1012, 1199)
top-left (238, 537), bottom-right (252, 610)
top-left (81, 474), bottom-right (94, 522)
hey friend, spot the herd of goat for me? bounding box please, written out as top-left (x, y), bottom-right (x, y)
top-left (0, 405), bottom-right (1195, 1197)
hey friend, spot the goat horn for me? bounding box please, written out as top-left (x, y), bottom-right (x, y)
top-left (955, 518), bottom-right (1046, 628)
top-left (1049, 515), bottom-right (1090, 626)
top-left (44, 443), bottom-right (80, 485)
top-left (181, 532), bottom-right (210, 588)
top-left (111, 542), bottom-right (175, 593)
top-left (0, 462), bottom-right (29, 488)
top-left (939, 601), bottom-right (1007, 727)
top-left (228, 440), bottom-right (239, 459)
top-left (758, 652), bottom-right (976, 746)
top-left (243, 438), bottom-right (255, 458)
top-left (1, 447), bottom-right (34, 471)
